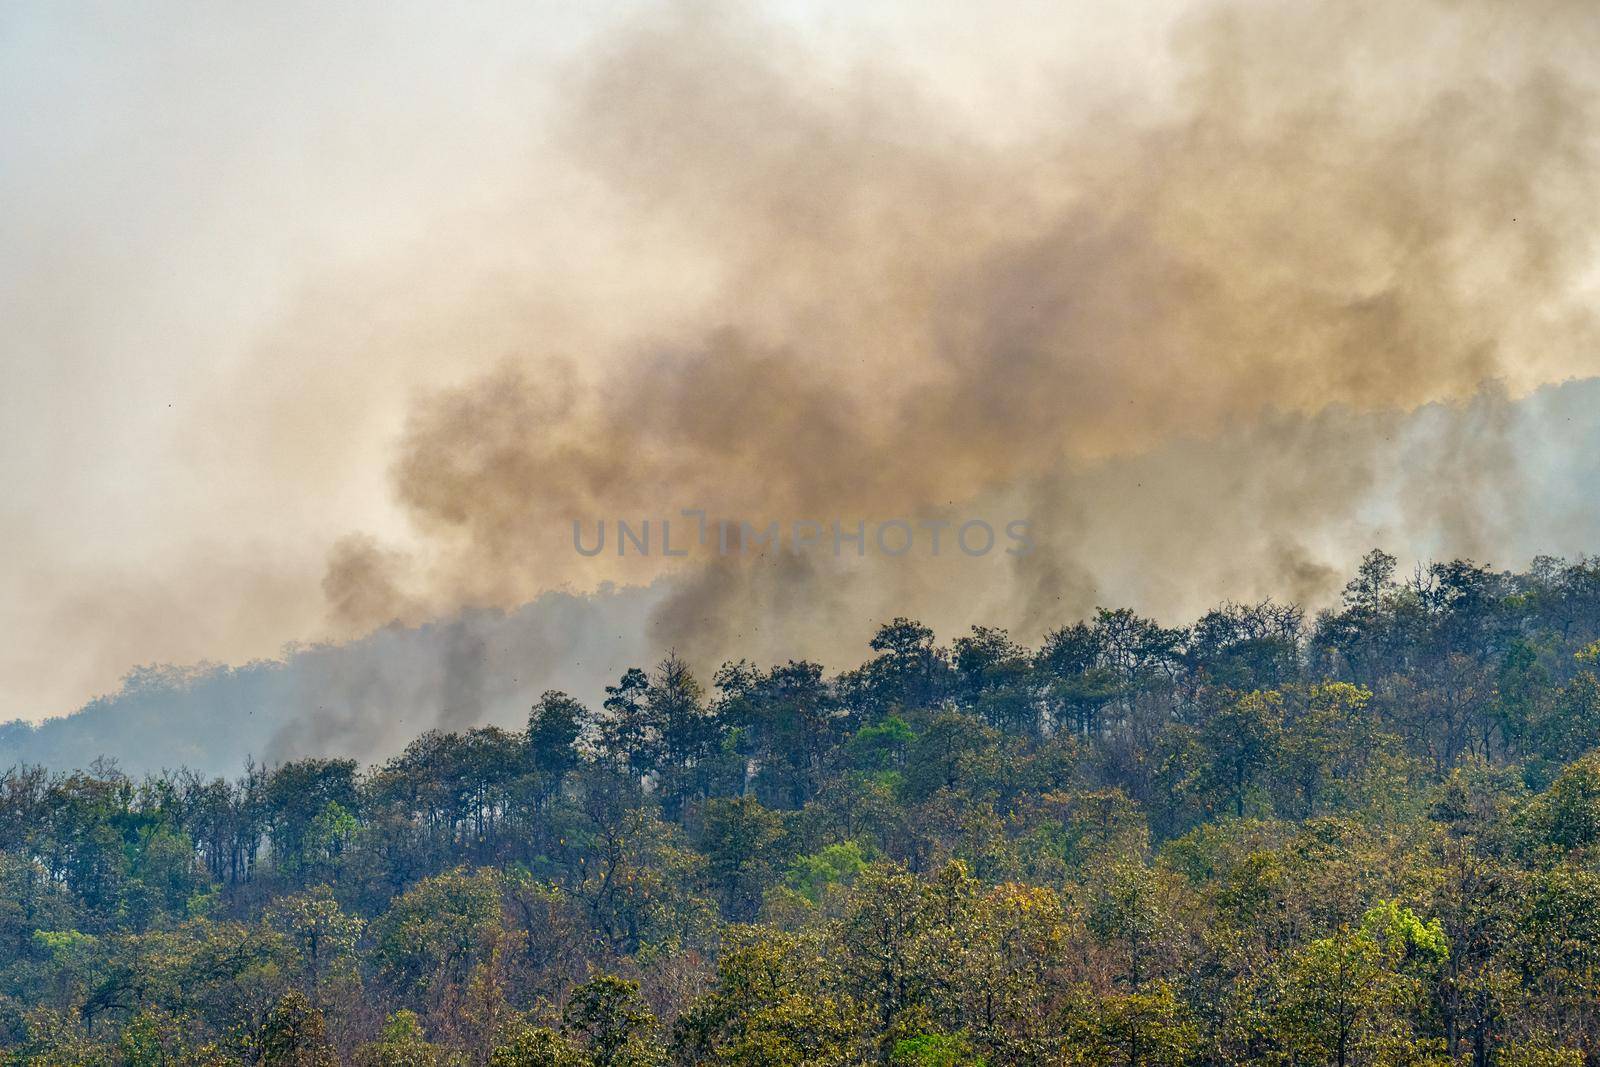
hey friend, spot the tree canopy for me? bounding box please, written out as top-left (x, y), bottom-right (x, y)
top-left (4, 552), bottom-right (1600, 1064)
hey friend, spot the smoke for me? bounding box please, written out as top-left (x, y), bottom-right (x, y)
top-left (9, 377), bottom-right (1600, 774)
top-left (10, 0), bottom-right (1600, 765)
top-left (330, 1), bottom-right (1600, 663)
top-left (0, 584), bottom-right (669, 776)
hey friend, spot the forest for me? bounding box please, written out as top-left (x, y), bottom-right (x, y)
top-left (4, 551), bottom-right (1600, 1066)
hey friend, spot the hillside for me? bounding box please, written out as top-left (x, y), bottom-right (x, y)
top-left (2, 553), bottom-right (1600, 1062)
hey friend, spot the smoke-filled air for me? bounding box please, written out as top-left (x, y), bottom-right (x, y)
top-left (16, 3), bottom-right (1600, 1065)
top-left (3, 0), bottom-right (1600, 764)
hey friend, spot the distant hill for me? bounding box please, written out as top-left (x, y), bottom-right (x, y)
top-left (0, 585), bottom-right (664, 777)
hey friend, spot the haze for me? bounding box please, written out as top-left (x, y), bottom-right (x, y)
top-left (3, 0), bottom-right (1598, 753)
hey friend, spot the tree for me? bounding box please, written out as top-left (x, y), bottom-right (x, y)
top-left (529, 692), bottom-right (584, 781)
top-left (673, 927), bottom-right (855, 1065)
top-left (354, 1010), bottom-right (467, 1067)
top-left (699, 797), bottom-right (789, 921)
top-left (952, 627), bottom-right (1035, 735)
top-left (849, 619), bottom-right (949, 714)
top-left (262, 759), bottom-right (360, 874)
top-left (1063, 981), bottom-right (1197, 1067)
top-left (836, 864), bottom-right (939, 1055)
top-left (492, 1017), bottom-right (586, 1066)
top-left (563, 975), bottom-right (660, 1066)
top-left (900, 713), bottom-right (997, 805)
top-left (266, 885), bottom-right (364, 1001)
top-left (1519, 754), bottom-right (1600, 856)
top-left (1198, 691), bottom-right (1283, 819)
top-left (597, 668), bottom-right (656, 780)
top-left (718, 660), bottom-right (842, 809)
top-left (259, 990), bottom-right (338, 1067)
top-left (648, 653), bottom-right (717, 822)
top-left (373, 867), bottom-right (503, 995)
top-left (1085, 862), bottom-right (1184, 988)
top-left (1272, 902), bottom-right (1448, 1067)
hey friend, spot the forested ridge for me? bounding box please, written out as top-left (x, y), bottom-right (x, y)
top-left (6, 552), bottom-right (1600, 1065)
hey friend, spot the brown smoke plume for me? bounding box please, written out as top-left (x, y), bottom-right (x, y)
top-left (326, 0), bottom-right (1600, 685)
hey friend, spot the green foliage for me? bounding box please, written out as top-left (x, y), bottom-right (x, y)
top-left (259, 990), bottom-right (337, 1067)
top-left (3, 555), bottom-right (1600, 1063)
top-left (491, 1017), bottom-right (585, 1066)
top-left (890, 1031), bottom-right (987, 1066)
top-left (847, 717), bottom-right (915, 771)
top-left (372, 867), bottom-right (502, 994)
top-left (698, 798), bottom-right (790, 921)
top-left (352, 1010), bottom-right (466, 1067)
top-left (563, 975), bottom-right (658, 1066)
top-left (783, 841), bottom-right (868, 904)
top-left (266, 885), bottom-right (364, 997)
top-left (671, 927), bottom-right (852, 1065)
top-left (1063, 981), bottom-right (1198, 1067)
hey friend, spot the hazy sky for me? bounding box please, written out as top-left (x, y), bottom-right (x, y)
top-left (0, 1), bottom-right (1189, 720)
top-left (3, 0), bottom-right (1597, 725)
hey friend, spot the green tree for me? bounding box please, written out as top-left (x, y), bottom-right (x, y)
top-left (353, 1010), bottom-right (468, 1067)
top-left (1273, 902), bottom-right (1448, 1067)
top-left (259, 990), bottom-right (338, 1067)
top-left (563, 975), bottom-right (660, 1067)
top-left (699, 797), bottom-right (789, 920)
top-left (1199, 690), bottom-right (1283, 819)
top-left (266, 885), bottom-right (364, 1000)
top-left (673, 927), bottom-right (855, 1065)
top-left (373, 868), bottom-right (502, 995)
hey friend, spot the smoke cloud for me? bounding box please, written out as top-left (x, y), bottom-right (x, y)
top-left (7, 0), bottom-right (1600, 766)
top-left (335, 2), bottom-right (1600, 664)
